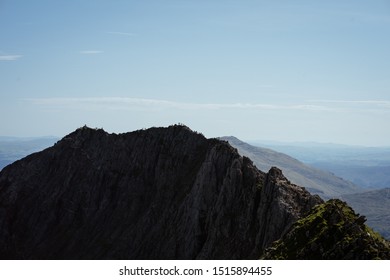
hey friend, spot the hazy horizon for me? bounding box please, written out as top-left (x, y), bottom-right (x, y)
top-left (1, 1), bottom-right (390, 146)
top-left (2, 126), bottom-right (390, 148)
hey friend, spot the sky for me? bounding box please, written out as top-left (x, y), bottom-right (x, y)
top-left (1, 0), bottom-right (390, 146)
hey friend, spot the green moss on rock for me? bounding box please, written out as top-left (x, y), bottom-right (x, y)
top-left (262, 199), bottom-right (390, 259)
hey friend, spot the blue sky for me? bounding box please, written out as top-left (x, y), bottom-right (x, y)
top-left (1, 0), bottom-right (390, 146)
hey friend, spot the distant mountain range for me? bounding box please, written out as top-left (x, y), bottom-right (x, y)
top-left (1, 125), bottom-right (387, 259)
top-left (313, 163), bottom-right (390, 189)
top-left (220, 136), bottom-right (362, 199)
top-left (249, 141), bottom-right (390, 189)
top-left (0, 136), bottom-right (58, 170)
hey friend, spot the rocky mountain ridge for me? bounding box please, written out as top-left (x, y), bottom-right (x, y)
top-left (0, 125), bottom-right (321, 259)
top-left (0, 125), bottom-right (387, 259)
top-left (221, 136), bottom-right (389, 240)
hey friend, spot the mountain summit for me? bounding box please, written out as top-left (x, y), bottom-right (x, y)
top-left (0, 125), bottom-right (388, 259)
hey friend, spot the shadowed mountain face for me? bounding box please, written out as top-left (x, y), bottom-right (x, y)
top-left (220, 136), bottom-right (362, 199)
top-left (0, 125), bottom-right (321, 259)
top-left (0, 125), bottom-right (387, 260)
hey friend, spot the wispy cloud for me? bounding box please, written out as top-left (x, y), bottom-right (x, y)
top-left (25, 97), bottom-right (390, 115)
top-left (107, 31), bottom-right (136, 37)
top-left (0, 55), bottom-right (23, 61)
top-left (79, 50), bottom-right (103, 55)
top-left (24, 97), bottom-right (334, 112)
top-left (311, 99), bottom-right (390, 108)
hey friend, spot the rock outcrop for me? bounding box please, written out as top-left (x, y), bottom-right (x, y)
top-left (0, 125), bottom-right (322, 259)
top-left (262, 199), bottom-right (390, 259)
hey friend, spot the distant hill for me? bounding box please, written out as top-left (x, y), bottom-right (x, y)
top-left (342, 188), bottom-right (390, 240)
top-left (220, 136), bottom-right (362, 199)
top-left (312, 162), bottom-right (390, 189)
top-left (249, 141), bottom-right (390, 189)
top-left (0, 137), bottom-right (58, 170)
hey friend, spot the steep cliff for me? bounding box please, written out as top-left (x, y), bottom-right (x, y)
top-left (0, 125), bottom-right (322, 259)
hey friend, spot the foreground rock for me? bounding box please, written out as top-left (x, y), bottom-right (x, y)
top-left (262, 199), bottom-right (390, 259)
